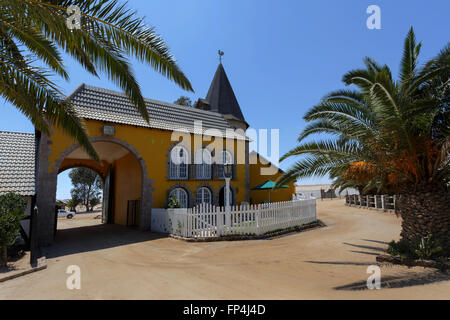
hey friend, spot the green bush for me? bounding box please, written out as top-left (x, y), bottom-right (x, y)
top-left (0, 193), bottom-right (26, 248)
top-left (414, 235), bottom-right (443, 260)
top-left (0, 193), bottom-right (26, 266)
top-left (168, 194), bottom-right (181, 209)
top-left (387, 239), bottom-right (412, 258)
top-left (387, 235), bottom-right (443, 260)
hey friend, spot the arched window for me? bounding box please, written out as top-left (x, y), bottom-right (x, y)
top-left (218, 150), bottom-right (233, 179)
top-left (169, 146), bottom-right (189, 179)
top-left (169, 188), bottom-right (188, 208)
top-left (196, 187), bottom-right (212, 205)
top-left (195, 148), bottom-right (212, 179)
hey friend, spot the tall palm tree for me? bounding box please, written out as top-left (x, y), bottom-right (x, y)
top-left (0, 0), bottom-right (193, 160)
top-left (277, 28), bottom-right (449, 254)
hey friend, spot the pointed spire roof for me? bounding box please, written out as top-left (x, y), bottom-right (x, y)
top-left (205, 63), bottom-right (246, 123)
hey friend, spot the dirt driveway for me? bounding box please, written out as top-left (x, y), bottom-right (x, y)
top-left (1, 200), bottom-right (449, 299)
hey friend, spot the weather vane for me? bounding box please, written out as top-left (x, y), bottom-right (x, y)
top-left (218, 50), bottom-right (224, 63)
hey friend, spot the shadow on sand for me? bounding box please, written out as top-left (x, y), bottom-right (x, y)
top-left (361, 239), bottom-right (390, 245)
top-left (334, 270), bottom-right (450, 290)
top-left (342, 242), bottom-right (387, 253)
top-left (304, 239), bottom-right (388, 267)
top-left (304, 260), bottom-right (373, 266)
top-left (306, 239), bottom-right (450, 290)
top-left (45, 224), bottom-right (168, 259)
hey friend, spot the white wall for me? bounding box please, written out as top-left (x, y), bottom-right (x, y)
top-left (151, 209), bottom-right (170, 233)
top-left (151, 208), bottom-right (189, 234)
top-left (295, 188), bottom-right (359, 199)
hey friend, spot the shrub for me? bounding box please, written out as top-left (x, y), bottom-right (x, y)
top-left (387, 239), bottom-right (412, 259)
top-left (89, 197), bottom-right (100, 210)
top-left (0, 193), bottom-right (26, 267)
top-left (168, 194), bottom-right (181, 209)
top-left (387, 235), bottom-right (443, 260)
top-left (66, 197), bottom-right (80, 212)
top-left (413, 235), bottom-right (443, 260)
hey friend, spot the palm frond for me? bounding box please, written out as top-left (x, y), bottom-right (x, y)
top-left (1, 0), bottom-right (194, 163)
top-left (399, 27), bottom-right (421, 87)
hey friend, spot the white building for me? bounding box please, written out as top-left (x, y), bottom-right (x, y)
top-left (295, 184), bottom-right (359, 199)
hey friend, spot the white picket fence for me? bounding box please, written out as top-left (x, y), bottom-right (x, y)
top-left (168, 199), bottom-right (317, 238)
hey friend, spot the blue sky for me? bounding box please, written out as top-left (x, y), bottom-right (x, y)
top-left (1, 0), bottom-right (448, 199)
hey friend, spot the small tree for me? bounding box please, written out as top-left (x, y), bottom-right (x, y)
top-left (90, 197), bottom-right (101, 211)
top-left (173, 96), bottom-right (193, 107)
top-left (66, 197), bottom-right (81, 212)
top-left (0, 193), bottom-right (26, 267)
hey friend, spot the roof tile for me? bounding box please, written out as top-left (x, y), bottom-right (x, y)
top-left (0, 131), bottom-right (35, 196)
top-left (69, 84), bottom-right (245, 139)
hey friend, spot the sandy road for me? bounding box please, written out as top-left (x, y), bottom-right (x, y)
top-left (1, 199), bottom-right (449, 299)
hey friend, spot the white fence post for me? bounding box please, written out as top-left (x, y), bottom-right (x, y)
top-left (218, 206), bottom-right (224, 236)
top-left (313, 199), bottom-right (317, 221)
top-left (256, 204), bottom-right (261, 235)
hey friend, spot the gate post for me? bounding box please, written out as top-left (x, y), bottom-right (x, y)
top-left (30, 205), bottom-right (40, 267)
top-left (35, 133), bottom-right (58, 246)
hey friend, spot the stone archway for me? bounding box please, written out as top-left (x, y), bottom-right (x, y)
top-left (58, 159), bottom-right (109, 182)
top-left (36, 134), bottom-right (154, 246)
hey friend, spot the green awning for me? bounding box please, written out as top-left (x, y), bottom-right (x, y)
top-left (251, 180), bottom-right (288, 190)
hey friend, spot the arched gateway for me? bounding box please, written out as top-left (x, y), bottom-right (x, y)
top-left (36, 134), bottom-right (154, 246)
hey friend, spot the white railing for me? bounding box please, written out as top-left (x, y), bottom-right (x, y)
top-left (345, 194), bottom-right (396, 211)
top-left (292, 193), bottom-right (316, 200)
top-left (168, 199), bottom-right (317, 238)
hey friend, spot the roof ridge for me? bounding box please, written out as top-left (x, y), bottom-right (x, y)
top-left (65, 83), bottom-right (86, 101)
top-left (66, 84), bottom-right (249, 139)
top-left (77, 84), bottom-right (229, 118)
top-left (0, 130), bottom-right (35, 136)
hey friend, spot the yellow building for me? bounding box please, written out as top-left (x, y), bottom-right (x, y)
top-left (249, 151), bottom-right (296, 204)
top-left (34, 63), bottom-right (294, 245)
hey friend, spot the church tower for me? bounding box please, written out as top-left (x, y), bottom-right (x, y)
top-left (195, 62), bottom-right (249, 130)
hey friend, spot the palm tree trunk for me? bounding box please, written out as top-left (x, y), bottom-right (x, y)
top-left (397, 183), bottom-right (450, 256)
top-left (0, 247), bottom-right (7, 267)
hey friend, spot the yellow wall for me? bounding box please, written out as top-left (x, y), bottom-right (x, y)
top-left (48, 120), bottom-right (248, 210)
top-left (113, 152), bottom-right (142, 226)
top-left (249, 152), bottom-right (295, 204)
